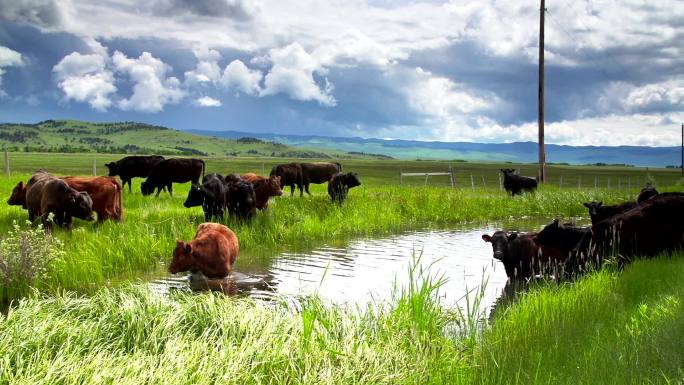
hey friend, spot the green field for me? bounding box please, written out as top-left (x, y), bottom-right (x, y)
top-left (0, 153), bottom-right (682, 384)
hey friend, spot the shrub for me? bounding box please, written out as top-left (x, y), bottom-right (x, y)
top-left (0, 221), bottom-right (65, 293)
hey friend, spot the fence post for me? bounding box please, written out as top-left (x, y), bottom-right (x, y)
top-left (594, 176), bottom-right (598, 188)
top-left (559, 175), bottom-right (563, 188)
top-left (578, 175), bottom-right (581, 188)
top-left (425, 173), bottom-right (429, 186)
top-left (261, 163), bottom-right (265, 176)
top-left (448, 166), bottom-right (455, 189)
top-left (470, 174), bottom-right (475, 190)
top-left (481, 176), bottom-right (487, 190)
top-left (628, 177), bottom-right (631, 190)
top-left (498, 174), bottom-right (502, 190)
top-left (4, 149), bottom-right (9, 176)
top-left (92, 159), bottom-right (97, 176)
top-left (400, 168), bottom-right (403, 185)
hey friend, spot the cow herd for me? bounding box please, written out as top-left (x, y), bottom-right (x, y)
top-left (483, 185), bottom-right (684, 283)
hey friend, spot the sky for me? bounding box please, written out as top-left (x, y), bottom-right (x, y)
top-left (0, 0), bottom-right (682, 147)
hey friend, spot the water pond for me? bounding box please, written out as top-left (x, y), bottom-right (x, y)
top-left (151, 216), bottom-right (588, 314)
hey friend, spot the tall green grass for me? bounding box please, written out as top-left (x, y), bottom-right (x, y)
top-left (1, 253), bottom-right (682, 384)
top-left (0, 173), bottom-right (638, 301)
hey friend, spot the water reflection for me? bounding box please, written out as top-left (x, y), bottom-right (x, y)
top-left (150, 217), bottom-right (587, 316)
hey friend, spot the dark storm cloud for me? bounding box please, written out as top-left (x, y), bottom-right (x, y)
top-left (0, 0), bottom-right (63, 29)
top-left (157, 0), bottom-right (256, 21)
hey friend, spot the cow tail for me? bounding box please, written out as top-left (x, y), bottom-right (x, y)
top-left (115, 179), bottom-right (123, 221)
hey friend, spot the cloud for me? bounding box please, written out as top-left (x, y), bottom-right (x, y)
top-left (184, 47), bottom-right (223, 86)
top-left (195, 96), bottom-right (222, 107)
top-left (159, 0), bottom-right (257, 20)
top-left (112, 51), bottom-right (185, 112)
top-left (261, 43), bottom-right (335, 106)
top-left (0, 46), bottom-right (24, 95)
top-left (52, 51), bottom-right (116, 111)
top-left (0, 0), bottom-right (64, 29)
top-left (599, 79), bottom-right (684, 114)
top-left (220, 59), bottom-right (262, 95)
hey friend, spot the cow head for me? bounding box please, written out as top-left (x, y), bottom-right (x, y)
top-left (254, 176), bottom-right (283, 197)
top-left (482, 231), bottom-right (517, 261)
top-left (500, 168), bottom-right (515, 175)
top-left (7, 181), bottom-right (27, 207)
top-left (104, 162), bottom-right (118, 177)
top-left (169, 240), bottom-right (194, 274)
top-left (582, 201), bottom-right (602, 219)
top-left (184, 184), bottom-right (205, 208)
top-left (343, 172), bottom-right (361, 188)
top-left (532, 219), bottom-right (561, 246)
top-left (69, 191), bottom-right (95, 221)
top-left (637, 186), bottom-right (658, 203)
top-left (140, 180), bottom-right (154, 196)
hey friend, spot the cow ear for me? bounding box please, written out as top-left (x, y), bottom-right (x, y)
top-left (583, 202), bottom-right (591, 208)
top-left (597, 201), bottom-right (603, 207)
top-left (481, 234), bottom-right (492, 243)
top-left (18, 181), bottom-right (23, 188)
top-left (507, 233), bottom-right (518, 242)
top-left (185, 243), bottom-right (192, 254)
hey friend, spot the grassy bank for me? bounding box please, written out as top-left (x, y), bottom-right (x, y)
top-left (1, 254), bottom-right (682, 384)
top-left (0, 173), bottom-right (637, 301)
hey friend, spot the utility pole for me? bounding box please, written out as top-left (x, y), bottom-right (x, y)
top-left (538, 0), bottom-right (547, 183)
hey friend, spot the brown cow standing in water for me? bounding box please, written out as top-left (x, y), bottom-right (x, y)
top-left (169, 223), bottom-right (240, 279)
top-left (242, 173), bottom-right (282, 210)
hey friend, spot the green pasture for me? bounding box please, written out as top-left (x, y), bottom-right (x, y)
top-left (0, 152), bottom-right (682, 384)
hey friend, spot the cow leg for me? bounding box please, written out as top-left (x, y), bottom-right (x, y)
top-left (289, 184), bottom-right (295, 196)
top-left (167, 184), bottom-right (173, 197)
top-left (63, 214), bottom-right (73, 230)
top-left (155, 187), bottom-right (162, 197)
top-left (304, 183), bottom-right (311, 196)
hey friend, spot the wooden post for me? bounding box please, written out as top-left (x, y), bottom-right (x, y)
top-left (628, 177), bottom-right (631, 190)
top-left (538, 0), bottom-right (547, 183)
top-left (400, 168), bottom-right (403, 185)
top-left (470, 174), bottom-right (475, 190)
top-left (481, 176), bottom-right (487, 190)
top-left (449, 166), bottom-right (455, 189)
top-left (4, 150), bottom-right (9, 176)
top-left (498, 173), bottom-right (503, 190)
top-left (92, 159), bottom-right (97, 176)
top-left (578, 175), bottom-right (581, 188)
top-left (559, 175), bottom-right (563, 188)
top-left (261, 163), bottom-right (265, 176)
top-left (424, 173), bottom-right (429, 186)
top-left (595, 176), bottom-right (598, 188)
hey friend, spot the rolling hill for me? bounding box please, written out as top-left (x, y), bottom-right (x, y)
top-left (187, 129), bottom-right (682, 167)
top-left (0, 120), bottom-right (375, 159)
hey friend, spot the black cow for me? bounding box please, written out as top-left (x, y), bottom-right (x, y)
top-left (573, 193), bottom-right (684, 272)
top-left (105, 155), bottom-right (164, 193)
top-left (533, 220), bottom-right (591, 258)
top-left (300, 162), bottom-right (342, 195)
top-left (327, 172), bottom-right (361, 204)
top-left (637, 185), bottom-right (658, 203)
top-left (184, 173), bottom-right (227, 221)
top-left (482, 231), bottom-right (565, 281)
top-left (501, 168), bottom-right (537, 196)
top-left (24, 171), bottom-right (94, 231)
top-left (270, 163), bottom-right (304, 196)
top-left (141, 158), bottom-right (205, 197)
top-left (582, 201), bottom-right (637, 225)
top-left (224, 176), bottom-right (257, 220)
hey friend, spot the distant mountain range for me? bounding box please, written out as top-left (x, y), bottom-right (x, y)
top-left (187, 129), bottom-right (682, 167)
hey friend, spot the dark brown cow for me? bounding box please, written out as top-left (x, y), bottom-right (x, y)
top-left (573, 192), bottom-right (684, 272)
top-left (242, 173), bottom-right (282, 210)
top-left (141, 158), bottom-right (205, 197)
top-left (300, 162), bottom-right (342, 195)
top-left (61, 176), bottom-right (123, 222)
top-left (24, 171), bottom-right (94, 230)
top-left (269, 163), bottom-right (303, 196)
top-left (327, 172), bottom-right (361, 204)
top-left (637, 185), bottom-right (658, 203)
top-left (482, 231), bottom-right (566, 281)
top-left (582, 201), bottom-right (637, 225)
top-left (169, 223), bottom-right (240, 279)
top-left (105, 155), bottom-right (164, 193)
